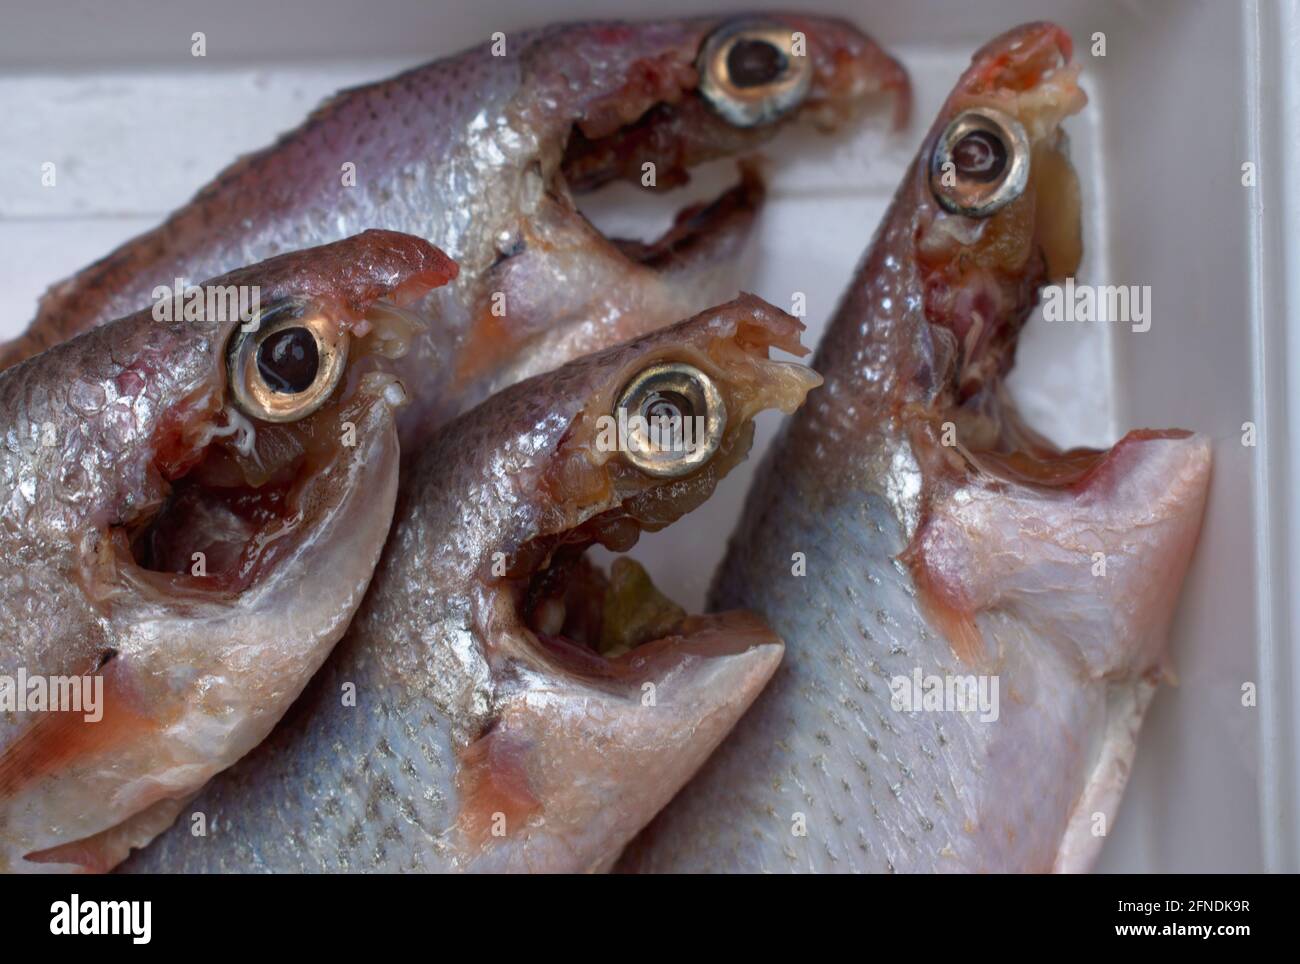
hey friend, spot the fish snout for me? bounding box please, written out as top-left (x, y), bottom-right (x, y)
top-left (966, 22), bottom-right (1075, 95)
top-left (754, 14), bottom-right (911, 130)
top-left (455, 615), bottom-right (783, 872)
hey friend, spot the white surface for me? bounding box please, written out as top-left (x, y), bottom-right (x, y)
top-left (0, 0), bottom-right (1282, 872)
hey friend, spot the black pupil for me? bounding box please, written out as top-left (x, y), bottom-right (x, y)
top-left (645, 391), bottom-right (691, 420)
top-left (257, 326), bottom-right (320, 394)
top-left (642, 390), bottom-right (693, 450)
top-left (726, 38), bottom-right (786, 88)
top-left (952, 130), bottom-right (1008, 183)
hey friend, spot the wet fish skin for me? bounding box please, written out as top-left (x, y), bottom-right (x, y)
top-left (126, 295), bottom-right (821, 873)
top-left (621, 23), bottom-right (1212, 873)
top-left (0, 231), bottom-right (456, 872)
top-left (3, 15), bottom-right (906, 435)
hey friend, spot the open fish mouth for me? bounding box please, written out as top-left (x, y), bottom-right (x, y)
top-left (578, 161), bottom-right (768, 278)
top-left (114, 300), bottom-right (422, 598)
top-left (554, 70), bottom-right (772, 274)
top-left (510, 513), bottom-right (758, 675)
top-left (547, 14), bottom-right (909, 273)
top-left (489, 300), bottom-right (820, 678)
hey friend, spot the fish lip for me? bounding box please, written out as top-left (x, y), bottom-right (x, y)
top-left (552, 135), bottom-right (768, 282)
top-left (453, 629), bottom-right (784, 871)
top-left (600, 159), bottom-right (767, 274)
top-left (527, 610), bottom-right (784, 684)
top-left (964, 22), bottom-right (1075, 95)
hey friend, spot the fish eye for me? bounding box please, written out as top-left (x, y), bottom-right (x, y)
top-left (929, 107), bottom-right (1030, 217)
top-left (226, 300), bottom-right (349, 422)
top-left (697, 19), bottom-right (812, 128)
top-left (614, 361), bottom-right (726, 478)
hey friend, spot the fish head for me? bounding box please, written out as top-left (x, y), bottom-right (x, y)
top-left (551, 14), bottom-right (910, 182)
top-left (447, 15), bottom-right (907, 405)
top-left (0, 230), bottom-right (456, 871)
top-left (910, 21), bottom-right (1086, 399)
top-left (394, 295), bottom-right (821, 870)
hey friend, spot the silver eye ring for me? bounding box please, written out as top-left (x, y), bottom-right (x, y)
top-left (613, 361), bottom-right (726, 478)
top-left (929, 107), bottom-right (1030, 217)
top-left (226, 300), bottom-right (349, 423)
top-left (697, 19), bottom-right (812, 128)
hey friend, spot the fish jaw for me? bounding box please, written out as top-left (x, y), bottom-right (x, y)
top-left (906, 430), bottom-right (1214, 678)
top-left (0, 232), bottom-right (454, 872)
top-left (963, 21), bottom-right (1075, 97)
top-left (460, 613), bottom-right (782, 872)
top-left (903, 429), bottom-right (1213, 871)
top-left (453, 164), bottom-right (769, 410)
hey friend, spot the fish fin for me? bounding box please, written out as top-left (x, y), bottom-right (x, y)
top-left (0, 668), bottom-right (154, 799)
top-left (926, 594), bottom-right (987, 667)
top-left (1052, 678), bottom-right (1156, 872)
top-left (902, 545), bottom-right (989, 666)
top-left (455, 729), bottom-right (542, 847)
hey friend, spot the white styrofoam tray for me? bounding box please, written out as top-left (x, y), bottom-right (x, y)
top-left (0, 0), bottom-right (1291, 872)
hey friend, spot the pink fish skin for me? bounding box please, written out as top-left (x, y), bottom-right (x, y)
top-left (620, 23), bottom-right (1212, 874)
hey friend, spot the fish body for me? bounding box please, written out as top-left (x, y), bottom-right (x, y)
top-left (127, 295), bottom-right (820, 872)
top-left (621, 24), bottom-right (1212, 873)
top-left (4, 16), bottom-right (906, 437)
top-left (0, 230), bottom-right (456, 872)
